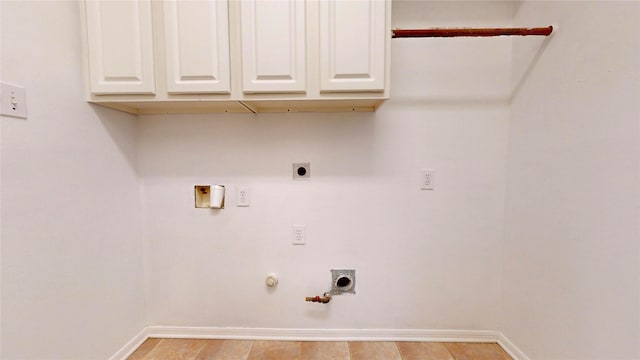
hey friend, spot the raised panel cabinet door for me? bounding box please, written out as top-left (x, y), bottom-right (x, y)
top-left (240, 0), bottom-right (306, 93)
top-left (320, 0), bottom-right (386, 92)
top-left (164, 0), bottom-right (230, 94)
top-left (84, 0), bottom-right (155, 94)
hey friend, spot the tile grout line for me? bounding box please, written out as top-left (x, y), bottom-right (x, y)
top-left (392, 341), bottom-right (402, 360)
top-left (154, 338), bottom-right (165, 360)
top-left (143, 338), bottom-right (163, 360)
top-left (443, 342), bottom-right (457, 360)
top-left (191, 338), bottom-right (209, 360)
top-left (443, 342), bottom-right (456, 360)
top-left (493, 343), bottom-right (513, 360)
top-left (244, 340), bottom-right (255, 360)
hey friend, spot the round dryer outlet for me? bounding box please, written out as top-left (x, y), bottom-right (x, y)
top-left (330, 269), bottom-right (356, 295)
top-left (293, 163), bottom-right (310, 180)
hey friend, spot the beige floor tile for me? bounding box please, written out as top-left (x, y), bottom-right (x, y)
top-left (299, 341), bottom-right (350, 360)
top-left (127, 338), bottom-right (162, 360)
top-left (247, 341), bottom-right (300, 360)
top-left (220, 340), bottom-right (255, 359)
top-left (143, 338), bottom-right (208, 360)
top-left (195, 340), bottom-right (253, 360)
top-left (444, 342), bottom-right (510, 360)
top-left (128, 338), bottom-right (516, 360)
top-left (396, 342), bottom-right (454, 360)
top-left (349, 341), bottom-right (401, 360)
top-left (492, 343), bottom-right (513, 360)
top-left (193, 340), bottom-right (224, 359)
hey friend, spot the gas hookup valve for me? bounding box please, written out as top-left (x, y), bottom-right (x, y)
top-left (305, 294), bottom-right (332, 304)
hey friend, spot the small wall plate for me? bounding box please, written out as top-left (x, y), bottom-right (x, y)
top-left (293, 163), bottom-right (310, 180)
top-left (1, 82), bottom-right (27, 119)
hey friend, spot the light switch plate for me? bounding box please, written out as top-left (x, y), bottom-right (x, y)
top-left (1, 82), bottom-right (27, 119)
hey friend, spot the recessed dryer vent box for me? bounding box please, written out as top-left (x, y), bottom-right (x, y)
top-left (330, 269), bottom-right (356, 295)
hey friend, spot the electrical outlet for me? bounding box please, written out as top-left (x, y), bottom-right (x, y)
top-left (292, 225), bottom-right (306, 245)
top-left (237, 187), bottom-right (250, 207)
top-left (420, 169), bottom-right (435, 190)
top-left (1, 82), bottom-right (27, 119)
top-left (293, 163), bottom-right (310, 180)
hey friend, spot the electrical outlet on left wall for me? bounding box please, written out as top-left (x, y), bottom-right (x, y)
top-left (1, 82), bottom-right (28, 119)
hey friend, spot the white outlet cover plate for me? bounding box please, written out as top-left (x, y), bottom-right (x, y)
top-left (292, 225), bottom-right (306, 245)
top-left (237, 187), bottom-right (250, 207)
top-left (1, 82), bottom-right (27, 119)
top-left (420, 169), bottom-right (434, 190)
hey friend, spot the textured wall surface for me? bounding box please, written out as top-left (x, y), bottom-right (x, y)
top-left (502, 1), bottom-right (640, 359)
top-left (138, 0), bottom-right (511, 331)
top-left (1, 2), bottom-right (146, 359)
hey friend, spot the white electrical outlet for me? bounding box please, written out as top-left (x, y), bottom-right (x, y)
top-left (292, 225), bottom-right (306, 245)
top-left (1, 82), bottom-right (27, 119)
top-left (421, 169), bottom-right (435, 190)
top-left (237, 187), bottom-right (250, 207)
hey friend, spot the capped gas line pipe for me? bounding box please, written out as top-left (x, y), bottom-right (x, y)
top-left (305, 294), bottom-right (332, 304)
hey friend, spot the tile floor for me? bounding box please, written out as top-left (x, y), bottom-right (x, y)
top-left (127, 338), bottom-right (513, 360)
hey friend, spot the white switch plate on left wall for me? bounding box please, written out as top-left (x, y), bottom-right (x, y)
top-left (1, 82), bottom-right (27, 119)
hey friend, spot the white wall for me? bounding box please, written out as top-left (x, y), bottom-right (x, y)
top-left (1, 2), bottom-right (147, 359)
top-left (139, 1), bottom-right (511, 331)
top-left (7, 1), bottom-right (637, 359)
top-left (502, 1), bottom-right (640, 359)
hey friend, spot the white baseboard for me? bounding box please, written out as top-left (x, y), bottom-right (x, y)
top-left (108, 328), bottom-right (149, 360)
top-left (110, 326), bottom-right (530, 360)
top-left (145, 326), bottom-right (498, 343)
top-left (497, 332), bottom-right (530, 360)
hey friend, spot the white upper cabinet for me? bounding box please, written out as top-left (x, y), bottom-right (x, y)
top-left (320, 0), bottom-right (386, 92)
top-left (85, 0), bottom-right (155, 94)
top-left (163, 0), bottom-right (230, 94)
top-left (239, 0), bottom-right (306, 93)
top-left (81, 0), bottom-right (390, 113)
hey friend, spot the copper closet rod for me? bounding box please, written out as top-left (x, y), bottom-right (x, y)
top-left (392, 26), bottom-right (553, 38)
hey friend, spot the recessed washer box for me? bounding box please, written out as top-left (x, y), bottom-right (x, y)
top-left (194, 185), bottom-right (211, 208)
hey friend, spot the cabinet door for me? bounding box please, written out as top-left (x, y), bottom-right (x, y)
top-left (240, 0), bottom-right (306, 93)
top-left (320, 0), bottom-right (386, 92)
top-left (85, 0), bottom-right (155, 94)
top-left (164, 0), bottom-right (230, 94)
